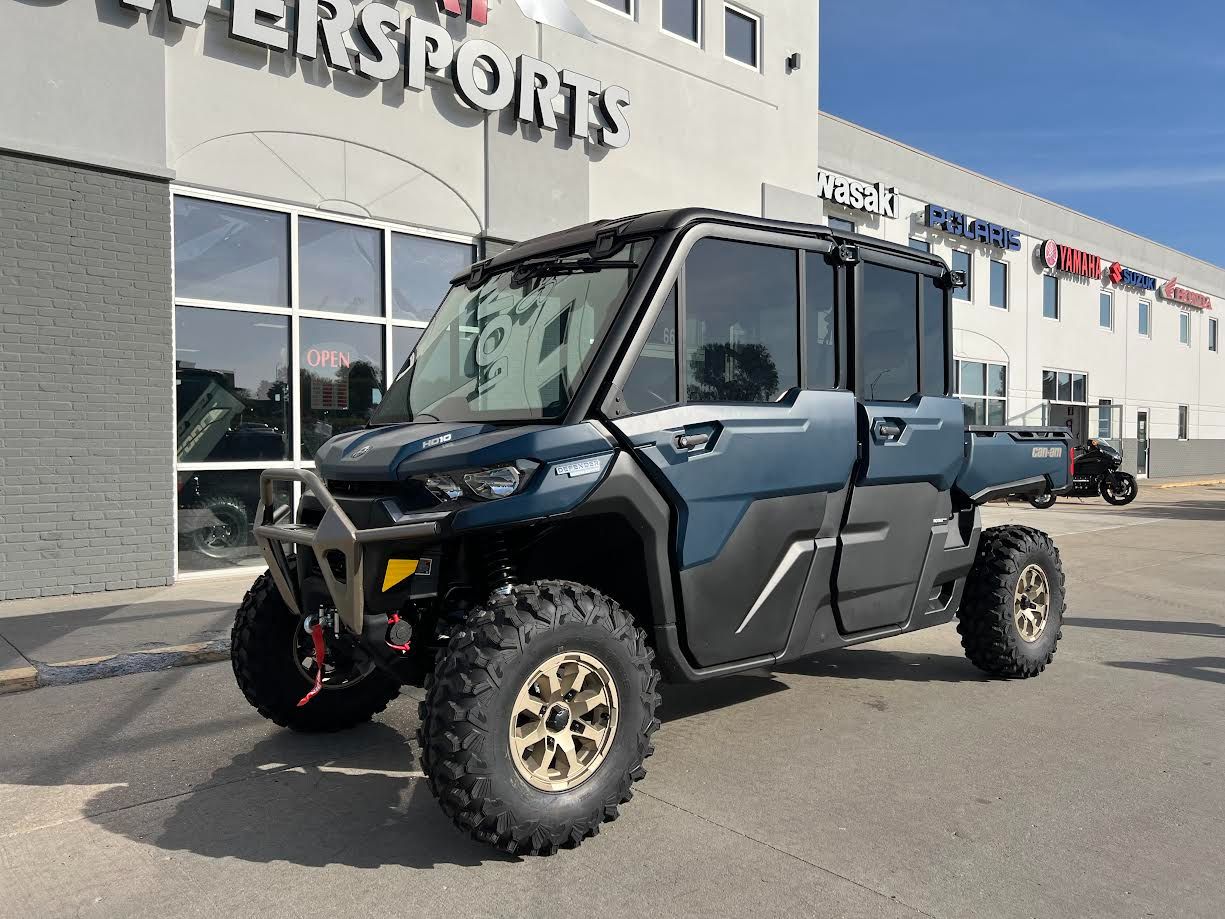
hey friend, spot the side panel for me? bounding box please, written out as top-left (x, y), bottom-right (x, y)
top-left (835, 395), bottom-right (965, 633)
top-left (835, 482), bottom-right (945, 634)
top-left (955, 428), bottom-right (1073, 502)
top-left (611, 389), bottom-right (857, 667)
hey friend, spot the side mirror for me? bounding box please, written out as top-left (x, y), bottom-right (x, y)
top-left (949, 269), bottom-right (968, 290)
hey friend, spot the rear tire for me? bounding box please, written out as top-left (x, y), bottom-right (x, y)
top-left (1028, 492), bottom-right (1056, 509)
top-left (957, 526), bottom-right (1065, 678)
top-left (419, 580), bottom-right (660, 856)
top-left (231, 565), bottom-right (401, 732)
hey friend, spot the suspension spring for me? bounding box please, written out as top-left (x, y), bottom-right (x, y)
top-left (484, 535), bottom-right (518, 597)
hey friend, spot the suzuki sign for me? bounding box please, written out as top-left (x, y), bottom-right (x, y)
top-left (113, 0), bottom-right (630, 149)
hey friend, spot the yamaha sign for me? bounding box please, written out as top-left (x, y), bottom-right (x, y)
top-left (112, 0), bottom-right (631, 149)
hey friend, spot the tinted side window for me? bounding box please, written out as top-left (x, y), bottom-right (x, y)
top-left (804, 252), bottom-right (837, 389)
top-left (622, 286), bottom-right (679, 413)
top-left (857, 264), bottom-right (918, 402)
top-left (922, 276), bottom-right (947, 395)
top-left (684, 239), bottom-right (799, 403)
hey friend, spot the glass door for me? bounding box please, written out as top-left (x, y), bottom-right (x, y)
top-left (1137, 411), bottom-right (1149, 477)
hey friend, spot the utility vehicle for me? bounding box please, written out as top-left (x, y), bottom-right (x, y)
top-left (231, 210), bottom-right (1072, 856)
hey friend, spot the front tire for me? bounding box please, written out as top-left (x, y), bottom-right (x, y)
top-left (1101, 472), bottom-right (1138, 506)
top-left (419, 580), bottom-right (660, 856)
top-left (231, 566), bottom-right (401, 732)
top-left (957, 526), bottom-right (1065, 678)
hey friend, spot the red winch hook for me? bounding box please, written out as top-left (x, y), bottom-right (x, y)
top-left (297, 620), bottom-right (327, 708)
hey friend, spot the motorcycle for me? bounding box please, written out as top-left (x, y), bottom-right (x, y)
top-left (1029, 439), bottom-right (1138, 508)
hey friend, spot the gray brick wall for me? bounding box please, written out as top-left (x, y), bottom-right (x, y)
top-left (0, 151), bottom-right (174, 600)
top-left (1149, 439), bottom-right (1225, 479)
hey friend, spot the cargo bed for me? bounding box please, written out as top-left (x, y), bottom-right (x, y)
top-left (955, 426), bottom-right (1074, 504)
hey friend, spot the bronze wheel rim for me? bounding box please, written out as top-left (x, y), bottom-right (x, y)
top-left (1013, 564), bottom-right (1051, 642)
top-left (509, 651), bottom-right (619, 793)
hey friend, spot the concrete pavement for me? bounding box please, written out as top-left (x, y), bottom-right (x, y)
top-left (1, 486), bottom-right (1222, 918)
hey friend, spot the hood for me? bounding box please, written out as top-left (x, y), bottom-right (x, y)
top-left (314, 421), bottom-right (615, 481)
top-left (314, 422), bottom-right (497, 480)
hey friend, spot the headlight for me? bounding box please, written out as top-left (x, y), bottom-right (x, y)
top-left (424, 474), bottom-right (464, 502)
top-left (417, 464), bottom-right (533, 504)
top-left (463, 466), bottom-right (521, 500)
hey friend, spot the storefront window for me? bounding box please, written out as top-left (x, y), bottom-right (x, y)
top-left (956, 360), bottom-right (1007, 425)
top-left (173, 198), bottom-right (289, 307)
top-left (177, 471), bottom-right (289, 573)
top-left (392, 233), bottom-right (474, 322)
top-left (172, 192), bottom-right (474, 576)
top-left (299, 318), bottom-right (385, 460)
top-left (298, 217), bottom-right (383, 316)
top-left (175, 307), bottom-right (291, 462)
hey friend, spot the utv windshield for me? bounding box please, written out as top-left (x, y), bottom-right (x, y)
top-left (370, 239), bottom-right (653, 424)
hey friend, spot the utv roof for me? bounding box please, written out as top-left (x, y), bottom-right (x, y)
top-left (468, 208), bottom-right (951, 280)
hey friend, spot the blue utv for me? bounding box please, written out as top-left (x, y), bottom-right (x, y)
top-left (232, 210), bottom-right (1073, 855)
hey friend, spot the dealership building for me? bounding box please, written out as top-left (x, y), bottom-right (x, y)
top-left (2, 2), bottom-right (1222, 602)
top-left (1, 0), bottom-right (821, 599)
top-left (817, 113), bottom-right (1225, 480)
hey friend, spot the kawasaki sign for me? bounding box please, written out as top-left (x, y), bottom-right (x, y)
top-left (113, 0), bottom-right (630, 149)
top-left (816, 170), bottom-right (899, 219)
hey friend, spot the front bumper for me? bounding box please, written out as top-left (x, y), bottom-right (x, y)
top-left (254, 469), bottom-right (449, 633)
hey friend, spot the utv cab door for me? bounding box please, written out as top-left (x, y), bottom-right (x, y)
top-left (833, 250), bottom-right (965, 634)
top-left (606, 230), bottom-right (858, 669)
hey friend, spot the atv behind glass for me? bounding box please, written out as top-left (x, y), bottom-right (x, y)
top-left (232, 209), bottom-right (1072, 856)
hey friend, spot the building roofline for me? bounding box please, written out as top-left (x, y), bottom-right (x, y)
top-left (818, 111), bottom-right (1225, 278)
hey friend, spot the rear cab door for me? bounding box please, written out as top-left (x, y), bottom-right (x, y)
top-left (603, 224), bottom-right (858, 669)
top-left (834, 245), bottom-right (966, 633)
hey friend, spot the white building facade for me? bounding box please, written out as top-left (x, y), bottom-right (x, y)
top-left (1, 0), bottom-right (821, 599)
top-left (819, 113), bottom-right (1225, 478)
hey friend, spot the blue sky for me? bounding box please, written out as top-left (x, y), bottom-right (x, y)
top-left (820, 1), bottom-right (1225, 266)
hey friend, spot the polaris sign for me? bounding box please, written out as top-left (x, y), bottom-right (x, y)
top-left (924, 204), bottom-right (1022, 252)
top-left (816, 171), bottom-right (899, 219)
top-left (111, 0), bottom-right (631, 149)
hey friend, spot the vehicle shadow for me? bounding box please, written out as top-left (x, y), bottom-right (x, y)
top-left (776, 647), bottom-right (991, 683)
top-left (1067, 617), bottom-right (1225, 638)
top-left (659, 672), bottom-right (786, 722)
top-left (84, 722), bottom-right (515, 869)
top-left (1104, 656), bottom-right (1225, 685)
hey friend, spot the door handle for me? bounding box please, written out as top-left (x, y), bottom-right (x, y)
top-left (873, 419), bottom-right (903, 441)
top-left (675, 432), bottom-right (710, 450)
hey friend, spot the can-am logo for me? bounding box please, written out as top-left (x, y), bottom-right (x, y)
top-left (1160, 277), bottom-right (1212, 311)
top-left (112, 0), bottom-right (626, 148)
top-left (816, 170), bottom-right (898, 219)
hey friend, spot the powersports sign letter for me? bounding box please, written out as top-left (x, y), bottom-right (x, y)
top-left (113, 0), bottom-right (630, 150)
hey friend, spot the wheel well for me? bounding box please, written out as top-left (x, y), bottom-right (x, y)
top-left (516, 515), bottom-right (657, 640)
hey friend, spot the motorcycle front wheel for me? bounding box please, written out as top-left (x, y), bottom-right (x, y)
top-left (1101, 473), bottom-right (1138, 506)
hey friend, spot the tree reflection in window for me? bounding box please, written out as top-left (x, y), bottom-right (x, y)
top-left (687, 342), bottom-right (779, 403)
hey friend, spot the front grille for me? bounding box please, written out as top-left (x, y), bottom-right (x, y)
top-left (327, 479), bottom-right (396, 497)
top-left (326, 479), bottom-right (439, 512)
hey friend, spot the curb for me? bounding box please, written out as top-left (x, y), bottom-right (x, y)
top-left (0, 639), bottom-right (231, 695)
top-left (1155, 478), bottom-right (1225, 489)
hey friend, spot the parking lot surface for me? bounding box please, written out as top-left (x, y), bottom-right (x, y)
top-left (2, 486), bottom-right (1222, 918)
